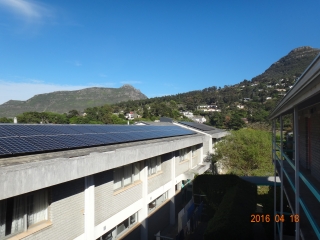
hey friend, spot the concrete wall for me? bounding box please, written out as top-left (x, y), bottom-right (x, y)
top-left (23, 178), bottom-right (85, 240)
top-left (203, 140), bottom-right (209, 156)
top-left (94, 170), bottom-right (143, 225)
top-left (148, 153), bottom-right (172, 194)
top-left (192, 144), bottom-right (201, 168)
top-left (175, 150), bottom-right (189, 177)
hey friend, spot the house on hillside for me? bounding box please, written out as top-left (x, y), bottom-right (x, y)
top-left (241, 118), bottom-right (248, 124)
top-left (125, 111), bottom-right (140, 120)
top-left (270, 53), bottom-right (320, 240)
top-left (190, 115), bottom-right (206, 123)
top-left (181, 111), bottom-right (193, 117)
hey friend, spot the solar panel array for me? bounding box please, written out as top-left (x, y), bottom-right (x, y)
top-left (178, 122), bottom-right (216, 131)
top-left (0, 124), bottom-right (195, 157)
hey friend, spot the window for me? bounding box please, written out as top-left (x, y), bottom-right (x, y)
top-left (99, 213), bottom-right (138, 240)
top-left (113, 163), bottom-right (141, 191)
top-left (147, 156), bottom-right (161, 176)
top-left (179, 148), bottom-right (190, 162)
top-left (192, 146), bottom-right (197, 158)
top-left (123, 165), bottom-right (132, 186)
top-left (0, 190), bottom-right (48, 239)
top-left (148, 191), bottom-right (169, 213)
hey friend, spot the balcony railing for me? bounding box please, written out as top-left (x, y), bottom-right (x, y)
top-left (273, 141), bottom-right (320, 239)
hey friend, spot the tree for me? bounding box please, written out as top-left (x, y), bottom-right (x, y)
top-left (68, 110), bottom-right (79, 118)
top-left (0, 117), bottom-right (13, 123)
top-left (209, 112), bottom-right (224, 128)
top-left (142, 106), bottom-right (149, 118)
top-left (228, 113), bottom-right (245, 130)
top-left (215, 129), bottom-right (273, 176)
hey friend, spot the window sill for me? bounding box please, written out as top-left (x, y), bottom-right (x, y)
top-left (9, 220), bottom-right (52, 240)
top-left (178, 159), bottom-right (189, 164)
top-left (148, 170), bottom-right (163, 179)
top-left (117, 222), bottom-right (139, 240)
top-left (148, 198), bottom-right (171, 217)
top-left (113, 180), bottom-right (142, 195)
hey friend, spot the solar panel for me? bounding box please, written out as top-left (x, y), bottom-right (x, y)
top-left (107, 133), bottom-right (130, 142)
top-left (0, 126), bottom-right (17, 137)
top-left (22, 136), bottom-right (67, 151)
top-left (28, 125), bottom-right (64, 135)
top-left (0, 146), bottom-right (11, 156)
top-left (69, 125), bottom-right (97, 134)
top-left (49, 135), bottom-right (88, 148)
top-left (178, 122), bottom-right (215, 131)
top-left (54, 125), bottom-right (82, 134)
top-left (86, 134), bottom-right (117, 144)
top-left (0, 137), bottom-right (42, 154)
top-left (71, 134), bottom-right (105, 146)
top-left (2, 125), bottom-right (43, 136)
top-left (0, 124), bottom-right (196, 157)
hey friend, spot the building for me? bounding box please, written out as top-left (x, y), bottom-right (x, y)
top-left (0, 123), bottom-right (214, 240)
top-left (176, 121), bottom-right (228, 155)
top-left (125, 112), bottom-right (140, 120)
top-left (269, 53), bottom-right (320, 239)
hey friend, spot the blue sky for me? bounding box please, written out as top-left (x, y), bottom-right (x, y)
top-left (0, 0), bottom-right (320, 104)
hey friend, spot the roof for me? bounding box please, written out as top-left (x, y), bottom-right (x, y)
top-left (177, 121), bottom-right (228, 138)
top-left (178, 121), bottom-right (216, 131)
top-left (0, 124), bottom-right (196, 158)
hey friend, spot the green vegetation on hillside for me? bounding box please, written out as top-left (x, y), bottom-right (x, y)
top-left (0, 85), bottom-right (147, 118)
top-left (9, 102), bottom-right (191, 124)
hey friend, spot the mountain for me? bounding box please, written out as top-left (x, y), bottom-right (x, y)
top-left (251, 46), bottom-right (320, 83)
top-left (112, 46), bottom-right (320, 126)
top-left (0, 85), bottom-right (147, 118)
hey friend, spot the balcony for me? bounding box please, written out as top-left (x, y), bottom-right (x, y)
top-left (274, 143), bottom-right (320, 239)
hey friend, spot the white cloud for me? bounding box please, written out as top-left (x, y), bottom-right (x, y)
top-left (120, 81), bottom-right (142, 84)
top-left (0, 80), bottom-right (114, 105)
top-left (99, 74), bottom-right (107, 78)
top-left (0, 0), bottom-right (53, 23)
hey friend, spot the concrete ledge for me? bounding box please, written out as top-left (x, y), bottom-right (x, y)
top-left (9, 220), bottom-right (52, 240)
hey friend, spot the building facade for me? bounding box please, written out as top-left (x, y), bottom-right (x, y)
top-left (0, 124), bottom-right (212, 240)
top-left (270, 54), bottom-right (320, 240)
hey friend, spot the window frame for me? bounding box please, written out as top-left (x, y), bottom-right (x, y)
top-left (102, 212), bottom-right (138, 240)
top-left (179, 148), bottom-right (190, 162)
top-left (147, 156), bottom-right (162, 177)
top-left (0, 189), bottom-right (49, 239)
top-left (113, 163), bottom-right (141, 191)
top-left (148, 191), bottom-right (169, 214)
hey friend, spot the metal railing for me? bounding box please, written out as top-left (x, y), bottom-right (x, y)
top-left (274, 142), bottom-right (320, 238)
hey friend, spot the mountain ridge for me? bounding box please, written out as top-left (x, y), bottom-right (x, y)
top-left (0, 85), bottom-right (147, 118)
